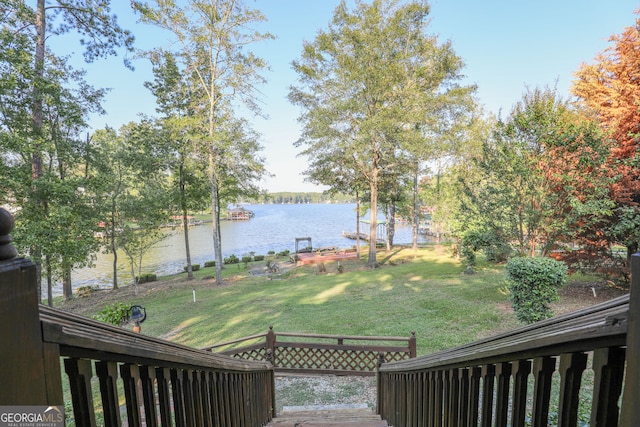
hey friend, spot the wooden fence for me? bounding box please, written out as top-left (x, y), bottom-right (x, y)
top-left (377, 254), bottom-right (640, 427)
top-left (0, 209), bottom-right (275, 427)
top-left (202, 327), bottom-right (416, 376)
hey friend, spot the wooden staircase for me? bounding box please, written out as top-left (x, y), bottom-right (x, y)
top-left (267, 405), bottom-right (388, 426)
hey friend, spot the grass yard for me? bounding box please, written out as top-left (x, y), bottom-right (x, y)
top-left (60, 245), bottom-right (524, 355)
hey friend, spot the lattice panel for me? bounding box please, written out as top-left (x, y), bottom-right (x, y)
top-left (274, 346), bottom-right (410, 372)
top-left (230, 347), bottom-right (269, 362)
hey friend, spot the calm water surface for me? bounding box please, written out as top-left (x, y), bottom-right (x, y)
top-left (67, 203), bottom-right (427, 294)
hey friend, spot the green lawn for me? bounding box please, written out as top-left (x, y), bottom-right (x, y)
top-left (99, 245), bottom-right (520, 356)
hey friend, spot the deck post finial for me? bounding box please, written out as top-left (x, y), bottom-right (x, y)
top-left (0, 208), bottom-right (18, 261)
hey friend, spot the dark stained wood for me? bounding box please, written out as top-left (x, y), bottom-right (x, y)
top-left (531, 356), bottom-right (556, 427)
top-left (590, 347), bottom-right (625, 427)
top-left (95, 361), bottom-right (122, 427)
top-left (621, 252), bottom-right (640, 425)
top-left (156, 367), bottom-right (173, 426)
top-left (494, 362), bottom-right (511, 427)
top-left (557, 352), bottom-right (587, 427)
top-left (120, 363), bottom-right (142, 427)
top-left (64, 358), bottom-right (96, 427)
top-left (511, 359), bottom-right (531, 427)
top-left (480, 364), bottom-right (495, 427)
top-left (0, 258), bottom-right (49, 404)
top-left (140, 365), bottom-right (159, 427)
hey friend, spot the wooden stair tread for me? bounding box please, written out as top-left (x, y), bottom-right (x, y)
top-left (268, 407), bottom-right (388, 426)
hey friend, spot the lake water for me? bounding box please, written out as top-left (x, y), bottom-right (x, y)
top-left (68, 203), bottom-right (429, 294)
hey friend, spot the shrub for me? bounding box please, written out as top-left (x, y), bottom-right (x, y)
top-left (224, 254), bottom-right (239, 264)
top-left (462, 229), bottom-right (511, 264)
top-left (137, 273), bottom-right (157, 284)
top-left (241, 256), bottom-right (253, 264)
top-left (254, 255), bottom-right (265, 262)
top-left (93, 302), bottom-right (130, 326)
top-left (277, 249), bottom-right (290, 257)
top-left (184, 264), bottom-right (200, 272)
top-left (506, 257), bottom-right (567, 324)
top-left (267, 250), bottom-right (275, 255)
top-left (204, 260), bottom-right (216, 268)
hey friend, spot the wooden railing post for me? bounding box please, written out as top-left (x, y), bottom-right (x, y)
top-left (266, 325), bottom-right (276, 366)
top-left (0, 207), bottom-right (63, 406)
top-left (621, 252), bottom-right (640, 425)
top-left (409, 331), bottom-right (417, 358)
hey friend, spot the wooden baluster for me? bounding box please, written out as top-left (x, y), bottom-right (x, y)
top-left (95, 361), bottom-right (122, 427)
top-left (200, 371), bottom-right (213, 427)
top-left (211, 372), bottom-right (222, 427)
top-left (418, 372), bottom-right (424, 427)
top-left (480, 364), bottom-right (495, 427)
top-left (423, 371), bottom-right (431, 427)
top-left (531, 356), bottom-right (556, 427)
top-left (220, 372), bottom-right (232, 427)
top-left (64, 358), bottom-right (96, 427)
top-left (434, 371), bottom-right (444, 427)
top-left (407, 372), bottom-right (415, 427)
top-left (442, 370), bottom-right (452, 427)
top-left (557, 352), bottom-right (587, 427)
top-left (447, 368), bottom-right (459, 427)
top-left (171, 368), bottom-right (187, 427)
top-left (467, 367), bottom-right (481, 427)
top-left (458, 368), bottom-right (470, 427)
top-left (155, 368), bottom-right (173, 426)
top-left (511, 359), bottom-right (531, 427)
top-left (139, 365), bottom-right (158, 427)
top-left (120, 363), bottom-right (142, 427)
top-left (591, 347), bottom-right (625, 427)
top-left (494, 362), bottom-right (511, 427)
top-left (182, 370), bottom-right (198, 426)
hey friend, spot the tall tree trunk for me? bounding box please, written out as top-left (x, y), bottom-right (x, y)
top-left (110, 197), bottom-right (118, 290)
top-left (209, 147), bottom-right (223, 285)
top-left (32, 0), bottom-right (46, 300)
top-left (368, 175), bottom-right (378, 269)
top-left (46, 257), bottom-right (53, 307)
top-left (62, 267), bottom-right (72, 300)
top-left (355, 193), bottom-right (361, 259)
top-left (386, 203), bottom-right (396, 251)
top-left (412, 167), bottom-right (419, 255)
top-left (180, 163), bottom-right (194, 280)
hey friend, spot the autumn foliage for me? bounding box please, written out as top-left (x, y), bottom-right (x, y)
top-left (573, 14), bottom-right (640, 206)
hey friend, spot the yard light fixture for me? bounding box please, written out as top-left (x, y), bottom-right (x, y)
top-left (128, 305), bottom-right (147, 333)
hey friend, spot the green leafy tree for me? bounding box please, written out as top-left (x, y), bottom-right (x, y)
top-left (133, 0), bottom-right (273, 285)
top-left (144, 50), bottom-right (209, 280)
top-left (1, 0), bottom-right (133, 295)
top-left (289, 0), bottom-right (475, 268)
top-left (459, 88), bottom-right (612, 259)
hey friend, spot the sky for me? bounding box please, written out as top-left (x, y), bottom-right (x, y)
top-left (62, 0), bottom-right (638, 192)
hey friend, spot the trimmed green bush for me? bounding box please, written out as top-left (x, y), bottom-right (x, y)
top-left (184, 264), bottom-right (200, 272)
top-left (277, 249), bottom-right (290, 257)
top-left (254, 255), bottom-right (265, 261)
top-left (93, 302), bottom-right (130, 326)
top-left (224, 254), bottom-right (239, 264)
top-left (204, 260), bottom-right (216, 268)
top-left (241, 256), bottom-right (253, 264)
top-left (137, 273), bottom-right (157, 284)
top-left (506, 257), bottom-right (567, 324)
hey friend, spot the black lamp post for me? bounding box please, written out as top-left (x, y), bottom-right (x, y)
top-left (128, 305), bottom-right (147, 333)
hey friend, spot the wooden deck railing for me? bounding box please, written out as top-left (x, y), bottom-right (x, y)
top-left (202, 327), bottom-right (416, 376)
top-left (377, 254), bottom-right (640, 427)
top-left (0, 209), bottom-right (275, 426)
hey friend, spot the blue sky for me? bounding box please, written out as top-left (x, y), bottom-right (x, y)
top-left (65, 0), bottom-right (637, 192)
